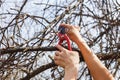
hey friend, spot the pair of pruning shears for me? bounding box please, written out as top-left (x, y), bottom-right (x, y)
top-left (58, 26), bottom-right (72, 51)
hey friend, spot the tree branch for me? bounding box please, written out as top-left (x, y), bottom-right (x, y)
top-left (0, 46), bottom-right (119, 61)
top-left (20, 50), bottom-right (120, 80)
top-left (1, 46), bottom-right (119, 80)
top-left (20, 62), bottom-right (56, 80)
top-left (0, 46), bottom-right (80, 54)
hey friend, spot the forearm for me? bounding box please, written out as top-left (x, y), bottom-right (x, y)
top-left (75, 35), bottom-right (114, 80)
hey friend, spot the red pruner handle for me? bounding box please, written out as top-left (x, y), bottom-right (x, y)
top-left (58, 33), bottom-right (72, 51)
top-left (65, 35), bottom-right (72, 51)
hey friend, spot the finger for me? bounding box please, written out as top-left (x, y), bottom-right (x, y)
top-left (54, 60), bottom-right (65, 68)
top-left (60, 23), bottom-right (72, 29)
top-left (56, 44), bottom-right (67, 52)
top-left (54, 55), bottom-right (59, 60)
top-left (55, 51), bottom-right (65, 58)
top-left (54, 56), bottom-right (65, 68)
top-left (54, 54), bottom-right (64, 61)
top-left (55, 51), bottom-right (60, 56)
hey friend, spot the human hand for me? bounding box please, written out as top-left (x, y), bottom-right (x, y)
top-left (60, 23), bottom-right (80, 43)
top-left (54, 45), bottom-right (79, 70)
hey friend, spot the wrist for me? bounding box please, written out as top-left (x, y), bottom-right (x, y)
top-left (74, 35), bottom-right (85, 45)
top-left (64, 64), bottom-right (79, 77)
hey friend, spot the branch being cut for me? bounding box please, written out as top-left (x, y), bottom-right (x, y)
top-left (0, 46), bottom-right (119, 61)
top-left (0, 46), bottom-right (80, 54)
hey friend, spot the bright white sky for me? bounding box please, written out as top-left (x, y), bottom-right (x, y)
top-left (0, 0), bottom-right (120, 51)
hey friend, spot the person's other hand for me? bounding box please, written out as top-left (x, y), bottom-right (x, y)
top-left (54, 45), bottom-right (79, 70)
top-left (60, 23), bottom-right (80, 43)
